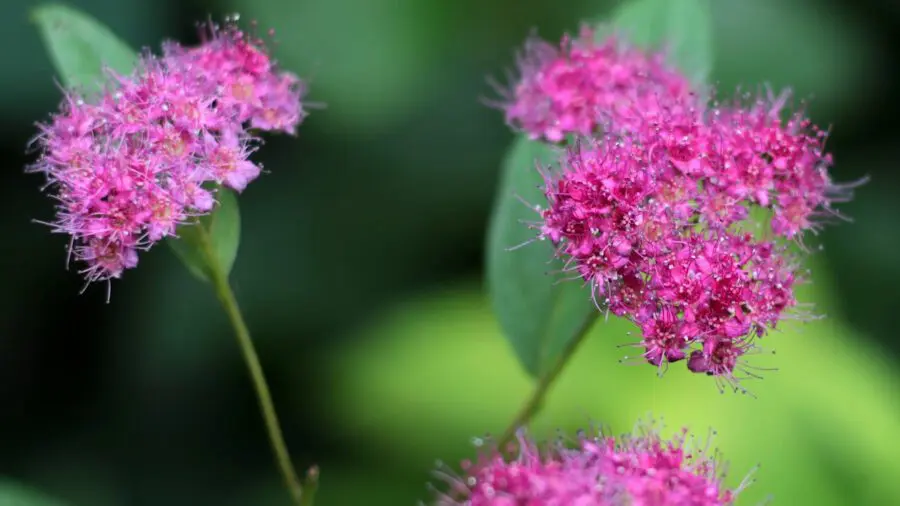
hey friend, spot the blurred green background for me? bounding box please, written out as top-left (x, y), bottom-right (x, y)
top-left (2, 0), bottom-right (899, 504)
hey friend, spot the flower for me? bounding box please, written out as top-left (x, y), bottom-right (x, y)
top-left (498, 23), bottom-right (863, 389)
top-left (703, 88), bottom-right (863, 240)
top-left (431, 419), bottom-right (754, 506)
top-left (161, 21), bottom-right (308, 135)
top-left (27, 18), bottom-right (309, 290)
top-left (493, 25), bottom-right (694, 143)
top-left (539, 131), bottom-right (801, 391)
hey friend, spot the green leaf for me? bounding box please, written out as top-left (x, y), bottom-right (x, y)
top-left (611, 0), bottom-right (714, 85)
top-left (167, 189), bottom-right (242, 283)
top-left (486, 137), bottom-right (597, 378)
top-left (0, 479), bottom-right (69, 506)
top-left (31, 3), bottom-right (138, 93)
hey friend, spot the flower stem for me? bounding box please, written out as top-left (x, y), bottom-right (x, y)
top-left (497, 314), bottom-right (598, 448)
top-left (300, 466), bottom-right (319, 506)
top-left (200, 228), bottom-right (307, 506)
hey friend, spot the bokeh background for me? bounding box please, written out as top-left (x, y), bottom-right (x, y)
top-left (1, 0), bottom-right (899, 504)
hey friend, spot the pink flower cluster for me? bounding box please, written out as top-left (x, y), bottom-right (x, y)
top-left (498, 26), bottom-right (861, 389)
top-left (432, 421), bottom-right (752, 506)
top-left (28, 20), bottom-right (308, 287)
top-left (497, 25), bottom-right (693, 143)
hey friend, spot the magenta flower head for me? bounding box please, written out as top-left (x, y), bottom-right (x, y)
top-left (161, 21), bottom-right (308, 135)
top-left (539, 132), bottom-right (804, 391)
top-left (492, 25), bottom-right (694, 143)
top-left (703, 88), bottom-right (864, 241)
top-left (430, 419), bottom-right (755, 506)
top-left (501, 26), bottom-right (864, 391)
top-left (27, 18), bottom-right (309, 289)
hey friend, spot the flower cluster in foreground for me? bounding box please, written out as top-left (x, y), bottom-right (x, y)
top-left (496, 25), bottom-right (863, 390)
top-left (431, 420), bottom-right (754, 506)
top-left (27, 20), bottom-right (308, 287)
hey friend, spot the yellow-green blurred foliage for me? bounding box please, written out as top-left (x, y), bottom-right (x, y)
top-left (317, 258), bottom-right (900, 505)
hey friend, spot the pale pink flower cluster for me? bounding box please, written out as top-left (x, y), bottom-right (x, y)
top-left (28, 20), bottom-right (308, 286)
top-left (498, 26), bottom-right (861, 389)
top-left (432, 421), bottom-right (752, 506)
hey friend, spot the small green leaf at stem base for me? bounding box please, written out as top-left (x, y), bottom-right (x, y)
top-left (31, 3), bottom-right (138, 93)
top-left (486, 136), bottom-right (598, 379)
top-left (168, 188), bottom-right (242, 283)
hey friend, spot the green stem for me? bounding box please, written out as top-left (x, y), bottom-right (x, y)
top-left (497, 314), bottom-right (599, 448)
top-left (299, 466), bottom-right (319, 506)
top-left (199, 227), bottom-right (307, 506)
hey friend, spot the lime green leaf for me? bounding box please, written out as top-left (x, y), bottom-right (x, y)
top-left (168, 189), bottom-right (242, 282)
top-left (0, 479), bottom-right (70, 506)
top-left (31, 4), bottom-right (138, 93)
top-left (611, 0), bottom-right (714, 85)
top-left (486, 137), bottom-right (597, 378)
